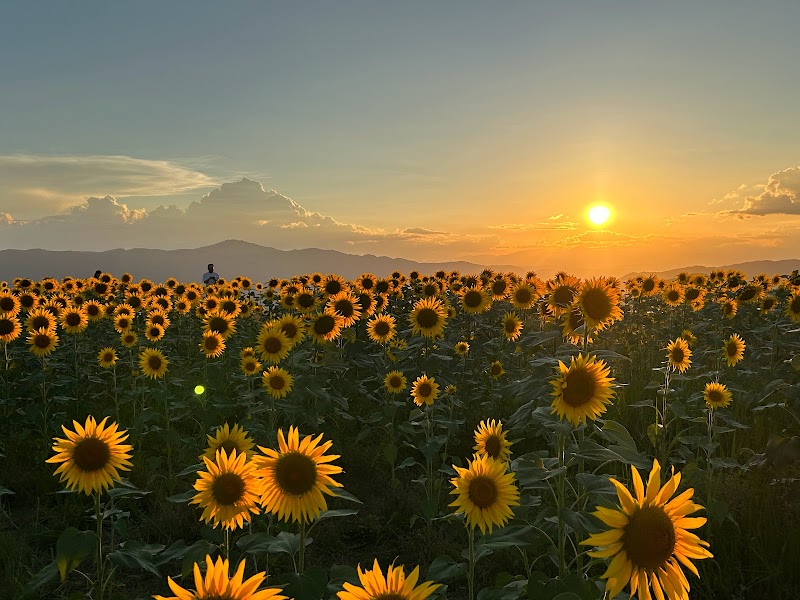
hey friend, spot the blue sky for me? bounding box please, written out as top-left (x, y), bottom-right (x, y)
top-left (1, 2), bottom-right (799, 274)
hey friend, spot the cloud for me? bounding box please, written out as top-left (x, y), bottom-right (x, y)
top-left (0, 154), bottom-right (216, 219)
top-left (489, 221), bottom-right (578, 231)
top-left (403, 227), bottom-right (448, 235)
top-left (552, 230), bottom-right (656, 248)
top-left (729, 166), bottom-right (800, 215)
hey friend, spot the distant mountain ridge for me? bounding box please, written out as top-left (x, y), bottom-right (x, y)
top-left (622, 259), bottom-right (800, 281)
top-left (0, 240), bottom-right (525, 283)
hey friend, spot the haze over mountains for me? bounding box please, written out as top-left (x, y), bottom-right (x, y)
top-left (0, 240), bottom-right (797, 284)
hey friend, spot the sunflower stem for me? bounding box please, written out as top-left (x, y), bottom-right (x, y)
top-left (298, 520), bottom-right (306, 573)
top-left (225, 528), bottom-right (230, 559)
top-left (557, 432), bottom-right (567, 578)
top-left (467, 525), bottom-right (475, 600)
top-left (94, 492), bottom-right (104, 600)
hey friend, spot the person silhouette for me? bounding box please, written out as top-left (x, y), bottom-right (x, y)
top-left (203, 263), bottom-right (219, 286)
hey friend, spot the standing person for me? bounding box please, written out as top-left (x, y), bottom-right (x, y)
top-left (203, 264), bottom-right (219, 286)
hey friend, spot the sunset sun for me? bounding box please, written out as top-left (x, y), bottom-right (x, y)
top-left (587, 205), bottom-right (611, 227)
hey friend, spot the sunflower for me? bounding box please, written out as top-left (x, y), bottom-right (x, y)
top-left (704, 382), bottom-right (732, 410)
top-left (641, 275), bottom-right (659, 296)
top-left (262, 366), bottom-right (293, 399)
top-left (579, 278), bottom-right (623, 330)
top-left (367, 314), bottom-right (397, 344)
top-left (501, 312), bottom-right (523, 341)
top-left (254, 426), bottom-right (343, 523)
top-left (0, 291), bottom-right (20, 316)
top-left (113, 314), bottom-right (134, 334)
top-left (411, 374), bottom-right (439, 407)
top-left (191, 449), bottom-right (262, 531)
top-left (666, 338), bottom-right (692, 373)
top-left (294, 288), bottom-right (318, 313)
top-left (409, 297), bottom-right (447, 339)
top-left (337, 559), bottom-right (440, 600)
top-left (509, 282), bottom-right (538, 310)
top-left (83, 300), bottom-right (104, 321)
top-left (307, 311), bottom-right (344, 344)
top-left (786, 292), bottom-right (800, 323)
top-left (60, 306), bottom-right (89, 335)
top-left (200, 330), bottom-right (226, 358)
top-left (97, 347), bottom-right (117, 369)
top-left (256, 326), bottom-right (291, 363)
top-left (737, 283), bottom-right (763, 304)
top-left (275, 314), bottom-right (306, 347)
top-left (154, 555), bottom-right (288, 600)
top-left (460, 286), bottom-right (492, 315)
top-left (0, 314), bottom-right (21, 344)
top-left (488, 360), bottom-right (505, 379)
top-left (28, 327), bottom-right (59, 357)
top-left (489, 276), bottom-right (510, 300)
top-left (721, 299), bottom-right (737, 319)
top-left (679, 330), bottom-right (696, 345)
top-left (723, 333), bottom-right (745, 367)
top-left (120, 331), bottom-right (138, 348)
top-left (204, 309), bottom-right (237, 339)
top-left (384, 370), bottom-right (407, 394)
top-left (449, 453), bottom-right (520, 534)
top-left (146, 309), bottom-right (171, 329)
top-left (114, 303), bottom-right (135, 317)
top-left (759, 295), bottom-right (778, 314)
top-left (546, 274), bottom-right (581, 316)
top-left (139, 348), bottom-right (168, 379)
top-left (45, 416), bottom-right (133, 495)
top-left (661, 284), bottom-right (684, 307)
top-left (203, 423), bottom-right (256, 462)
top-left (145, 323), bottom-right (166, 343)
top-left (580, 459), bottom-right (712, 600)
top-left (241, 355), bottom-right (262, 377)
top-left (550, 354), bottom-right (615, 426)
top-left (474, 419), bottom-right (512, 463)
top-left (356, 272), bottom-right (377, 293)
top-left (454, 341), bottom-right (470, 356)
top-left (322, 274), bottom-right (348, 297)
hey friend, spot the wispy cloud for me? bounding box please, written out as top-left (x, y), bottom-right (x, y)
top-left (0, 154), bottom-right (217, 219)
top-left (719, 165), bottom-right (800, 215)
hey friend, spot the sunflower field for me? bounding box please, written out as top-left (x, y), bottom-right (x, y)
top-left (1, 269), bottom-right (799, 600)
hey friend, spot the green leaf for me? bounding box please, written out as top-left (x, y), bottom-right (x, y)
top-left (332, 489), bottom-right (363, 504)
top-left (25, 561), bottom-right (59, 594)
top-left (181, 540), bottom-right (218, 577)
top-left (108, 541), bottom-right (164, 575)
top-left (56, 527), bottom-right (97, 582)
top-left (599, 420), bottom-right (637, 452)
top-left (276, 566), bottom-right (328, 600)
top-left (166, 489), bottom-right (196, 503)
top-left (0, 485), bottom-right (15, 496)
top-left (426, 555), bottom-right (467, 582)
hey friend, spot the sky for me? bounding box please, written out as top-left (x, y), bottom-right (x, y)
top-left (1, 2), bottom-right (800, 277)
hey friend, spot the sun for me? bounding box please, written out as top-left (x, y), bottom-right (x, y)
top-left (587, 204), bottom-right (611, 226)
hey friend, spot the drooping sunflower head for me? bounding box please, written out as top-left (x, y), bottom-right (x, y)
top-left (759, 294), bottom-right (778, 314)
top-left (581, 459), bottom-right (712, 600)
top-left (449, 453), bottom-right (520, 534)
top-left (254, 426), bottom-right (343, 524)
top-left (409, 297), bottom-right (447, 339)
top-left (550, 354), bottom-right (615, 426)
top-left (723, 333), bottom-right (745, 367)
top-left (411, 374), bottom-right (439, 407)
top-left (704, 382), bottom-right (732, 410)
top-left (200, 330), bottom-right (226, 358)
top-left (666, 338), bottom-right (692, 373)
top-left (786, 293), bottom-right (800, 323)
top-left (97, 347), bottom-right (117, 369)
top-left (203, 423), bottom-right (255, 461)
top-left (191, 449), bottom-right (262, 531)
top-left (679, 329), bottom-right (696, 345)
top-left (261, 366), bottom-right (294, 399)
top-left (367, 314), bottom-right (397, 344)
top-left (139, 347), bottom-right (168, 379)
top-left (578, 278), bottom-right (623, 330)
top-left (46, 416), bottom-right (133, 495)
top-left (721, 299), bottom-right (738, 319)
top-left (384, 370), bottom-right (407, 394)
top-left (501, 312), bottom-right (523, 341)
top-left (337, 559), bottom-right (441, 600)
top-left (474, 419), bottom-right (512, 463)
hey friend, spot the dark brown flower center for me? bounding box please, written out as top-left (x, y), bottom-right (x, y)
top-left (484, 435), bottom-right (502, 459)
top-left (208, 317), bottom-right (229, 334)
top-left (671, 348), bottom-right (685, 364)
top-left (416, 308), bottom-right (439, 329)
top-left (148, 355), bottom-right (162, 371)
top-left (334, 299), bottom-right (355, 318)
top-left (275, 452), bottom-right (317, 495)
top-left (314, 314), bottom-right (336, 335)
top-left (73, 437), bottom-right (111, 472)
top-left (642, 279), bottom-right (655, 292)
top-left (417, 383), bottom-right (432, 397)
top-left (297, 293), bottom-right (315, 308)
top-left (0, 319), bottom-right (14, 335)
top-left (281, 323), bottom-right (298, 339)
top-left (623, 505), bottom-right (676, 570)
top-left (211, 472), bottom-right (245, 506)
top-left (582, 289), bottom-right (612, 320)
top-left (562, 368), bottom-right (595, 407)
top-left (464, 290), bottom-right (483, 308)
top-left (263, 336), bottom-right (282, 354)
top-left (389, 376), bottom-right (402, 388)
top-left (374, 320), bottom-right (391, 336)
top-left (0, 297), bottom-right (15, 312)
top-left (205, 336), bottom-right (220, 351)
top-left (66, 313), bottom-right (81, 326)
top-left (270, 375), bottom-right (286, 390)
top-left (514, 288), bottom-right (532, 304)
top-left (325, 281), bottom-right (342, 295)
top-left (468, 475), bottom-right (498, 508)
top-left (34, 333), bottom-right (52, 349)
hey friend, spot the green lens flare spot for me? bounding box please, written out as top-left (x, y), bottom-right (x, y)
top-left (194, 385), bottom-right (205, 395)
